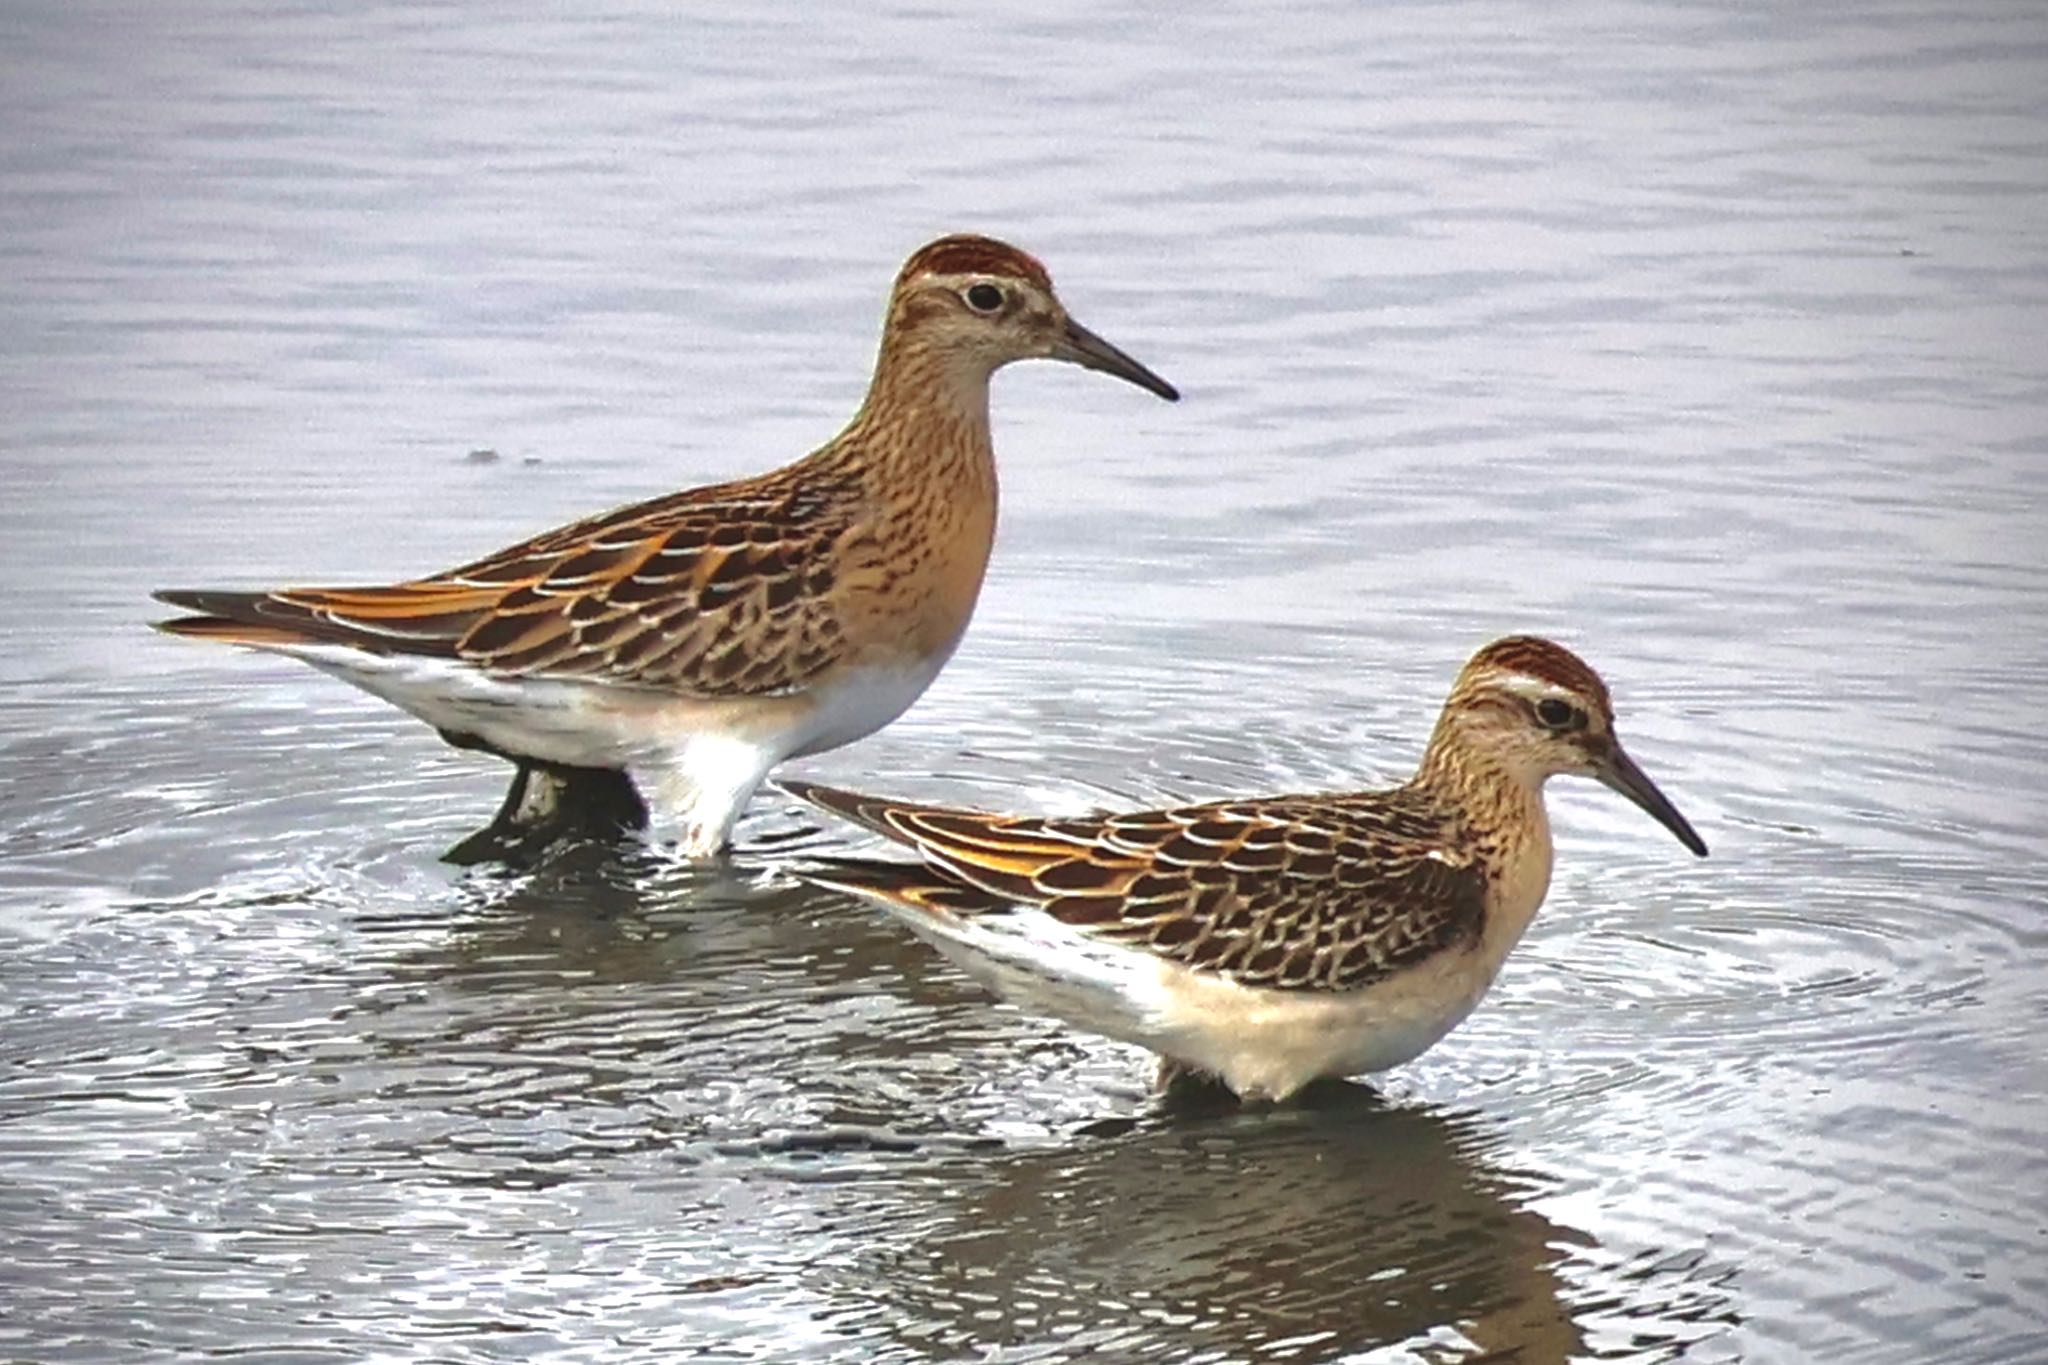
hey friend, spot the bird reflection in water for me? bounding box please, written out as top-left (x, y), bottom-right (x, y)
top-left (842, 1091), bottom-right (1589, 1360)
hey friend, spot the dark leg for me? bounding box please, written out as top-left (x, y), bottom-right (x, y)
top-left (1155, 1055), bottom-right (1245, 1113)
top-left (437, 731), bottom-right (651, 867)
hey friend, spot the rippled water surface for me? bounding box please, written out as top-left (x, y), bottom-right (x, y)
top-left (4, 2), bottom-right (2045, 1361)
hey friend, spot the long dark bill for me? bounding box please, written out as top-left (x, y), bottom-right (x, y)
top-left (1598, 743), bottom-right (1709, 857)
top-left (1054, 317), bottom-right (1179, 401)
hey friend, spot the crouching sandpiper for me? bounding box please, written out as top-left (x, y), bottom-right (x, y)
top-left (788, 636), bottom-right (1707, 1102)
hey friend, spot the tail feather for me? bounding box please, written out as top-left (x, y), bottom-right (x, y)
top-left (781, 778), bottom-right (1127, 909)
top-left (777, 778), bottom-right (938, 847)
top-left (153, 589), bottom-right (327, 647)
top-left (152, 586), bottom-right (476, 655)
top-left (153, 614), bottom-right (327, 647)
top-left (798, 855), bottom-right (1005, 917)
top-left (154, 588), bottom-right (271, 617)
top-left (783, 781), bottom-right (1076, 917)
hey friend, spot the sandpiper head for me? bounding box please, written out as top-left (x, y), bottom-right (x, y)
top-left (886, 234), bottom-right (1179, 401)
top-left (1441, 635), bottom-right (1708, 856)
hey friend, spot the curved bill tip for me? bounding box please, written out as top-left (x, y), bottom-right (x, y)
top-left (1598, 744), bottom-right (1709, 858)
top-left (1053, 317), bottom-right (1179, 402)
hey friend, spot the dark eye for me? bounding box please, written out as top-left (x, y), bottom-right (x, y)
top-left (964, 283), bottom-right (1005, 313)
top-left (1535, 698), bottom-right (1584, 730)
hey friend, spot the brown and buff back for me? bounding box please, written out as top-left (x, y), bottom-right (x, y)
top-left (785, 780), bottom-right (1490, 994)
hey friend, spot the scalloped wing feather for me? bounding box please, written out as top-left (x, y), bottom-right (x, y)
top-left (162, 466), bottom-right (864, 699)
top-left (791, 783), bottom-right (1490, 993)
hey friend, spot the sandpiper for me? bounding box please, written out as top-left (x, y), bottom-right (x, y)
top-left (155, 235), bottom-right (1177, 864)
top-left (786, 636), bottom-right (1707, 1102)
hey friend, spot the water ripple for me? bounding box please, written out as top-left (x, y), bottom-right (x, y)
top-left (5, 0), bottom-right (2048, 1360)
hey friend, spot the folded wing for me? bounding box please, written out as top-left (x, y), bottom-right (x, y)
top-left (787, 781), bottom-right (1488, 991)
top-left (156, 467), bottom-right (863, 698)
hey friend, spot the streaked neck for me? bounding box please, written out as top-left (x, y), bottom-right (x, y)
top-left (832, 334), bottom-right (999, 497)
top-left (1416, 720), bottom-right (1555, 945)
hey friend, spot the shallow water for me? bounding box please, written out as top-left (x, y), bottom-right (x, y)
top-left (3, 1), bottom-right (2045, 1360)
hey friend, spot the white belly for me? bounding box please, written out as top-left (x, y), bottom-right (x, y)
top-left (1142, 950), bottom-right (1497, 1100)
top-left (782, 653), bottom-right (953, 759)
top-left (278, 641), bottom-right (953, 856)
top-left (890, 899), bottom-right (1505, 1103)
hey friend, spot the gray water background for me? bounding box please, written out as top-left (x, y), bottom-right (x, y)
top-left (2, 1), bottom-right (2044, 1360)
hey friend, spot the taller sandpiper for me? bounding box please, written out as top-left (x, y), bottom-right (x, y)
top-left (787, 636), bottom-right (1707, 1102)
top-left (155, 235), bottom-right (1178, 864)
